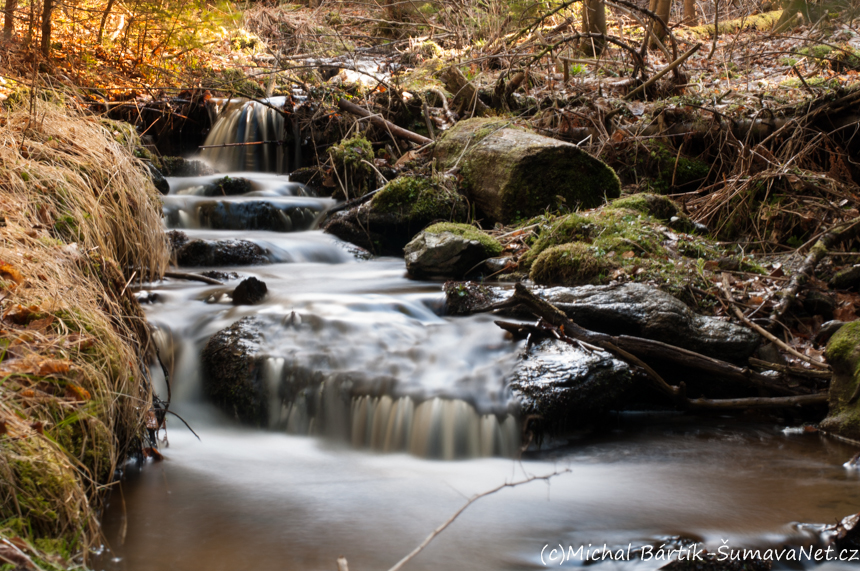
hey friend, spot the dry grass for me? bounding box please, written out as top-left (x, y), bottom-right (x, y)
top-left (0, 94), bottom-right (168, 566)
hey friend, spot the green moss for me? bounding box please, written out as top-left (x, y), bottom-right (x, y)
top-left (425, 222), bottom-right (503, 256)
top-left (529, 243), bottom-right (617, 286)
top-left (826, 321), bottom-right (860, 365)
top-left (328, 134), bottom-right (375, 199)
top-left (610, 193), bottom-right (680, 220)
top-left (52, 412), bottom-right (114, 484)
top-left (371, 176), bottom-right (467, 223)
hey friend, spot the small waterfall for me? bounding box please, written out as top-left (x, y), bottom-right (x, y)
top-left (200, 97), bottom-right (288, 173)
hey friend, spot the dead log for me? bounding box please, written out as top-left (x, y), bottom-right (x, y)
top-left (163, 270), bottom-right (224, 285)
top-left (440, 67), bottom-right (490, 117)
top-left (687, 394), bottom-right (828, 409)
top-left (336, 99), bottom-right (432, 146)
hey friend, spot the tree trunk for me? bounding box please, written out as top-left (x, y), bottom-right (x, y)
top-left (683, 0), bottom-right (698, 25)
top-left (97, 0), bottom-right (116, 43)
top-left (40, 0), bottom-right (52, 57)
top-left (580, 0), bottom-right (606, 56)
top-left (3, 0), bottom-right (15, 39)
top-left (650, 0), bottom-right (672, 46)
top-left (433, 118), bottom-right (620, 223)
top-left (775, 0), bottom-right (807, 30)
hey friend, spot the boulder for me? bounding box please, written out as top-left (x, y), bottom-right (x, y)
top-left (196, 201), bottom-right (321, 232)
top-left (157, 156), bottom-right (215, 177)
top-left (201, 176), bottom-right (254, 197)
top-left (323, 176), bottom-right (468, 255)
top-left (405, 223), bottom-right (502, 278)
top-left (232, 277), bottom-right (267, 305)
top-left (509, 338), bottom-right (634, 432)
top-left (433, 118), bottom-right (621, 223)
top-left (445, 282), bottom-right (759, 362)
top-left (201, 316), bottom-right (269, 425)
top-left (175, 238), bottom-right (269, 267)
top-left (821, 321), bottom-right (860, 439)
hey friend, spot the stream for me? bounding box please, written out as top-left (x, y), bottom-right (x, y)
top-left (95, 101), bottom-right (860, 571)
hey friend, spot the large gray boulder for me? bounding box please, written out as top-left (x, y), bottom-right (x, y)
top-left (445, 282), bottom-right (759, 362)
top-left (168, 231), bottom-right (270, 266)
top-left (434, 118), bottom-right (621, 223)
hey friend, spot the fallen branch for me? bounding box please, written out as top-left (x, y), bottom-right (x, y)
top-left (768, 218), bottom-right (860, 331)
top-left (385, 469), bottom-right (569, 571)
top-left (493, 284), bottom-right (683, 400)
top-left (687, 393), bottom-right (827, 409)
top-left (163, 270), bottom-right (224, 286)
top-left (719, 275), bottom-right (829, 369)
top-left (336, 99), bottom-right (433, 146)
top-left (624, 43), bottom-right (701, 100)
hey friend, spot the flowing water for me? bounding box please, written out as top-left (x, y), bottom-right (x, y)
top-left (96, 102), bottom-right (860, 571)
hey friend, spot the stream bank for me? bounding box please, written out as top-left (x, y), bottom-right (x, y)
top-left (0, 98), bottom-right (168, 569)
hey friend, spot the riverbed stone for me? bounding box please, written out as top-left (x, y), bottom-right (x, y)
top-left (197, 200), bottom-right (319, 232)
top-left (821, 321), bottom-right (860, 439)
top-left (157, 156), bottom-right (215, 177)
top-left (405, 223), bottom-right (502, 278)
top-left (509, 338), bottom-right (634, 432)
top-left (445, 282), bottom-right (759, 362)
top-left (232, 277), bottom-right (268, 305)
top-left (201, 316), bottom-right (269, 425)
top-left (175, 238), bottom-right (270, 267)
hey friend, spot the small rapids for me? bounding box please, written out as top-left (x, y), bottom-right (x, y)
top-left (96, 99), bottom-right (860, 571)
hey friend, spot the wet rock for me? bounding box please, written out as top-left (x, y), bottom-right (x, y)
top-left (815, 320), bottom-right (845, 345)
top-left (445, 282), bottom-right (759, 362)
top-left (289, 166), bottom-right (326, 194)
top-left (197, 201), bottom-right (319, 232)
top-left (509, 338), bottom-right (634, 432)
top-left (157, 156), bottom-right (215, 177)
top-left (831, 265), bottom-right (860, 290)
top-left (323, 176), bottom-right (468, 255)
top-left (434, 117), bottom-right (620, 223)
top-left (232, 277), bottom-right (268, 305)
top-left (201, 176), bottom-right (254, 197)
top-left (821, 321), bottom-right (860, 439)
top-left (175, 238), bottom-right (269, 267)
top-left (405, 223), bottom-right (502, 278)
top-left (166, 229), bottom-right (190, 251)
top-left (201, 316), bottom-right (269, 425)
top-left (146, 162), bottom-right (170, 195)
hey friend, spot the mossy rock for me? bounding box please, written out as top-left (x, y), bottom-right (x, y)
top-left (405, 222), bottom-right (502, 278)
top-left (529, 243), bottom-right (617, 286)
top-left (370, 176), bottom-right (467, 223)
top-left (822, 321), bottom-right (860, 439)
top-left (425, 222), bottom-right (502, 255)
top-left (434, 118), bottom-right (621, 223)
top-left (156, 156), bottom-right (215, 177)
top-left (324, 176), bottom-right (469, 256)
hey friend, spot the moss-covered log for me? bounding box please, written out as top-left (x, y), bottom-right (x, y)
top-left (434, 118), bottom-right (621, 224)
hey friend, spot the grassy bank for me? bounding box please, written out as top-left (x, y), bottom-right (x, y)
top-left (0, 95), bottom-right (168, 569)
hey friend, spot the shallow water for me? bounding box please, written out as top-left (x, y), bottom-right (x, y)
top-left (97, 411), bottom-right (860, 571)
top-left (97, 105), bottom-right (860, 570)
